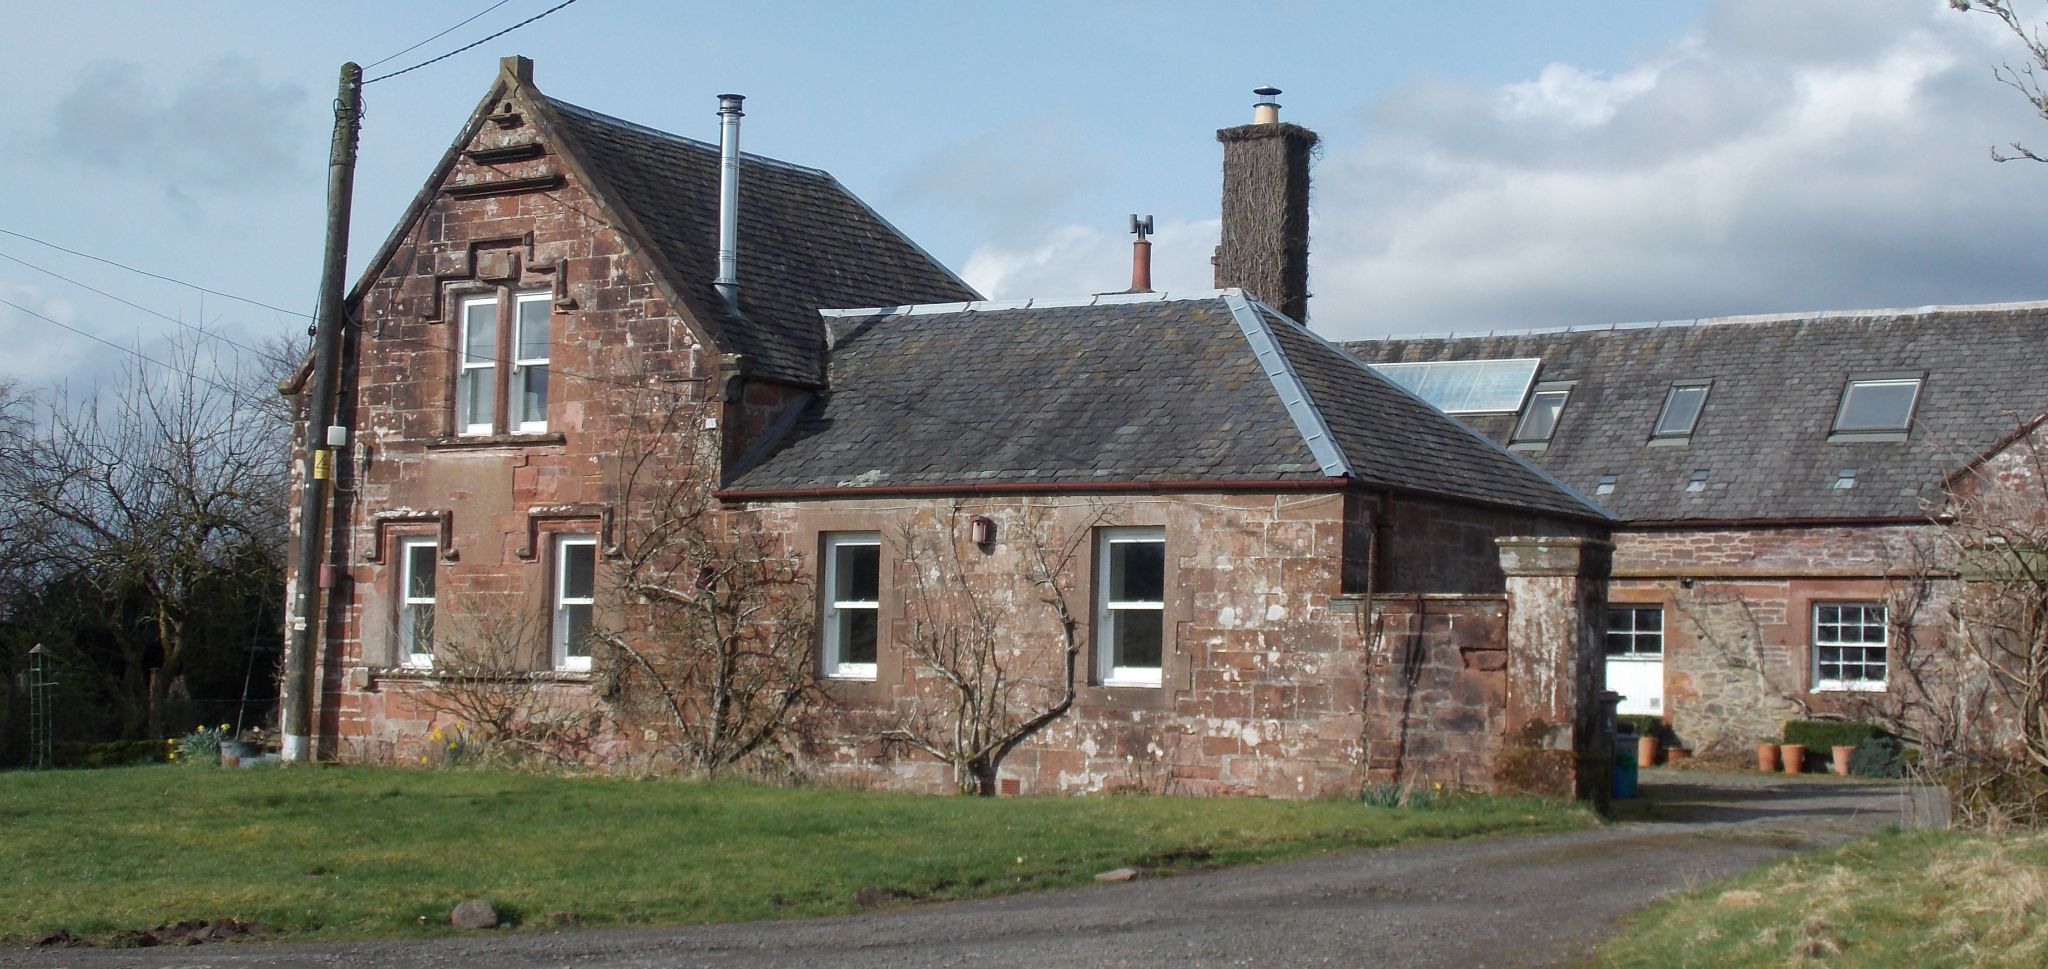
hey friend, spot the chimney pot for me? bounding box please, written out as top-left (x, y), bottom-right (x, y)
top-left (1128, 214), bottom-right (1155, 293)
top-left (1252, 86), bottom-right (1282, 124)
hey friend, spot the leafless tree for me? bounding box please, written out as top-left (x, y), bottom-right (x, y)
top-left (410, 604), bottom-right (603, 767)
top-left (595, 388), bottom-right (817, 775)
top-left (1953, 0), bottom-right (2048, 162)
top-left (0, 333), bottom-right (289, 738)
top-left (883, 502), bottom-right (1099, 796)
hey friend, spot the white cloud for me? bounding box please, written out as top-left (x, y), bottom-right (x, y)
top-left (962, 218), bottom-right (1220, 300)
top-left (0, 283), bottom-right (95, 384)
top-left (1497, 63), bottom-right (1661, 127)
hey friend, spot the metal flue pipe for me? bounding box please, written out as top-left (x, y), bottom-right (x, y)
top-left (714, 94), bottom-right (745, 310)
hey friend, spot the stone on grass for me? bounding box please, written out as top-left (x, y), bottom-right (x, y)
top-left (1094, 867), bottom-right (1141, 883)
top-left (450, 898), bottom-right (499, 930)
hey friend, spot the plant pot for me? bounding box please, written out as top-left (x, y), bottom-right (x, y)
top-left (1665, 747), bottom-right (1692, 764)
top-left (1757, 742), bottom-right (1781, 772)
top-left (1833, 745), bottom-right (1856, 776)
top-left (219, 740), bottom-right (257, 768)
top-left (1637, 735), bottom-right (1660, 768)
top-left (1781, 743), bottom-right (1807, 774)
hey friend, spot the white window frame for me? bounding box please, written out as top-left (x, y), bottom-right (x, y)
top-left (1812, 602), bottom-right (1888, 692)
top-left (1605, 606), bottom-right (1664, 659)
top-left (552, 534), bottom-right (596, 672)
top-left (1512, 386), bottom-right (1571, 443)
top-left (821, 532), bottom-right (881, 680)
top-left (1096, 526), bottom-right (1166, 688)
top-left (397, 537), bottom-right (438, 668)
top-left (456, 295), bottom-right (498, 436)
top-left (512, 291), bottom-right (552, 433)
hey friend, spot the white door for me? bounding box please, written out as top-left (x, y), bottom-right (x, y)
top-left (1605, 605), bottom-right (1665, 717)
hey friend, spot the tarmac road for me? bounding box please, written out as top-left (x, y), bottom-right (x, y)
top-left (3, 771), bottom-right (1930, 969)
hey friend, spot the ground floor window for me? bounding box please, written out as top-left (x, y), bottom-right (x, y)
top-left (1605, 606), bottom-right (1664, 657)
top-left (1813, 602), bottom-right (1887, 690)
top-left (1096, 527), bottom-right (1165, 687)
top-left (397, 537), bottom-right (438, 667)
top-left (822, 532), bottom-right (880, 679)
top-left (553, 534), bottom-right (596, 671)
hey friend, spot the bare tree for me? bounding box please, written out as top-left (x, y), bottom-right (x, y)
top-left (0, 334), bottom-right (289, 738)
top-left (410, 604), bottom-right (603, 767)
top-left (596, 388), bottom-right (817, 775)
top-left (1953, 0), bottom-right (2048, 162)
top-left (883, 502), bottom-right (1099, 796)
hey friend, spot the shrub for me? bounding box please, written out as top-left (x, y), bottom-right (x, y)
top-left (1617, 715), bottom-right (1667, 742)
top-left (1849, 735), bottom-right (1906, 778)
top-left (173, 724), bottom-right (230, 765)
top-left (1783, 719), bottom-right (1885, 752)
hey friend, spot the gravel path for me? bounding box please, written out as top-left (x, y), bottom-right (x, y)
top-left (4, 771), bottom-right (1931, 969)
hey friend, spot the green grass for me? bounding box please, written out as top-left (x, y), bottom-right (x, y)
top-left (0, 765), bottom-right (1588, 943)
top-left (1595, 828), bottom-right (2048, 969)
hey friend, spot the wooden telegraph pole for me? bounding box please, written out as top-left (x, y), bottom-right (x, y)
top-left (282, 62), bottom-right (362, 763)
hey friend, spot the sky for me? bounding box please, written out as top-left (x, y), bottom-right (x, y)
top-left (3, 0), bottom-right (2048, 391)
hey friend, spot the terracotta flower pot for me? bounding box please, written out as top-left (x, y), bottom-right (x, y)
top-left (1665, 747), bottom-right (1692, 764)
top-left (1833, 745), bottom-right (1856, 776)
top-left (1781, 743), bottom-right (1807, 774)
top-left (1757, 742), bottom-right (1781, 772)
top-left (1637, 735), bottom-right (1660, 769)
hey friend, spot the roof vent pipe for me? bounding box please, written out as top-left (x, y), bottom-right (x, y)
top-left (1129, 214), bottom-right (1155, 293)
top-left (714, 93), bottom-right (745, 310)
top-left (1252, 86), bottom-right (1282, 124)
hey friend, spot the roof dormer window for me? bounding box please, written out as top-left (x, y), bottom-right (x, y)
top-left (1652, 382), bottom-right (1710, 439)
top-left (1832, 376), bottom-right (1921, 436)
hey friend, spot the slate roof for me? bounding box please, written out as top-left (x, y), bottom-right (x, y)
top-left (727, 291), bottom-right (1605, 521)
top-left (1346, 303), bottom-right (2048, 523)
top-left (537, 99), bottom-right (979, 385)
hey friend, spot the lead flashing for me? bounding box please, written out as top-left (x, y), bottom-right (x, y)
top-left (1222, 293), bottom-right (1350, 479)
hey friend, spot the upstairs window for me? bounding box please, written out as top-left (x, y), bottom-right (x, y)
top-left (1833, 377), bottom-right (1921, 434)
top-left (1513, 384), bottom-right (1572, 444)
top-left (397, 537), bottom-right (438, 667)
top-left (821, 533), bottom-right (881, 680)
top-left (1097, 527), bottom-right (1166, 687)
top-left (1653, 383), bottom-right (1710, 438)
top-left (455, 289), bottom-right (552, 436)
top-left (553, 534), bottom-right (597, 672)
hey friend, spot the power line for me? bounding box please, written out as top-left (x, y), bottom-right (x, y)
top-left (365, 0), bottom-right (514, 70)
top-left (0, 226), bottom-right (312, 321)
top-left (0, 250), bottom-right (280, 363)
top-left (365, 0), bottom-right (586, 84)
top-left (0, 298), bottom-right (242, 397)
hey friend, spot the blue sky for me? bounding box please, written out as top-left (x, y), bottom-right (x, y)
top-left (3, 0), bottom-right (2046, 388)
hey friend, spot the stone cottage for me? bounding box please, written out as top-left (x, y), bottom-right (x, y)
top-left (1349, 303), bottom-right (2048, 755)
top-left (284, 57), bottom-right (1619, 798)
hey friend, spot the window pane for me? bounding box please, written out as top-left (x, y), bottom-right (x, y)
top-left (562, 604), bottom-right (592, 659)
top-left (1638, 608), bottom-right (1662, 633)
top-left (1114, 610), bottom-right (1163, 669)
top-left (1605, 632), bottom-right (1631, 656)
top-left (562, 541), bottom-right (595, 599)
top-left (1656, 385), bottom-right (1708, 436)
top-left (405, 603), bottom-right (435, 656)
top-left (1836, 380), bottom-right (1919, 431)
top-left (406, 544), bottom-right (436, 599)
top-left (464, 302), bottom-right (497, 359)
top-left (520, 366), bottom-right (549, 426)
top-left (516, 298), bottom-right (550, 361)
top-left (459, 365), bottom-right (495, 429)
top-left (836, 543), bottom-right (879, 603)
top-left (1110, 540), bottom-right (1165, 603)
top-left (1515, 390), bottom-right (1568, 442)
top-left (841, 610), bottom-right (878, 664)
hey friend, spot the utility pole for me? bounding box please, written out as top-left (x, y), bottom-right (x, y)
top-left (282, 62), bottom-right (362, 763)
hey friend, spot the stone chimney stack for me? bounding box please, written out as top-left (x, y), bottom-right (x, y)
top-left (1213, 86), bottom-right (1317, 324)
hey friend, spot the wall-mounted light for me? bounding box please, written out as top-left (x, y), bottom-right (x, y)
top-left (969, 515), bottom-right (996, 547)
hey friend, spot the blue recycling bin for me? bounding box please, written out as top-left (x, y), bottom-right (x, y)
top-left (1612, 744), bottom-right (1639, 799)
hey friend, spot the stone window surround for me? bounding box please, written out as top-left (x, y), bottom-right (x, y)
top-left (1786, 579), bottom-right (1893, 695)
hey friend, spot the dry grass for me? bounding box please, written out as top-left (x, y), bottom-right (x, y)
top-left (1599, 828), bottom-right (2048, 968)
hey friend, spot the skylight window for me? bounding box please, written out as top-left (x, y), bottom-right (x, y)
top-left (1512, 383), bottom-right (1572, 444)
top-left (1653, 383), bottom-right (1710, 438)
top-left (1595, 473), bottom-right (1619, 496)
top-left (1371, 358), bottom-right (1542, 414)
top-left (1833, 377), bottom-right (1922, 433)
top-left (1685, 470), bottom-right (1710, 493)
top-left (1834, 468), bottom-right (1858, 490)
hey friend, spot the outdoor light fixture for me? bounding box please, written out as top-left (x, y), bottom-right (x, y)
top-left (969, 515), bottom-right (996, 547)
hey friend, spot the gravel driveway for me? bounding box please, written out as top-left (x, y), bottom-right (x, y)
top-left (3, 771), bottom-right (1931, 969)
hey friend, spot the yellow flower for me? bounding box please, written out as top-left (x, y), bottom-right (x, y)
top-left (454, 721), bottom-right (465, 731)
top-left (429, 727), bottom-right (442, 740)
top-left (219, 723), bottom-right (231, 732)
top-left (419, 755), bottom-right (428, 764)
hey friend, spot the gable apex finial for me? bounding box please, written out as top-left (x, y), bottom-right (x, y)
top-left (500, 56), bottom-right (534, 87)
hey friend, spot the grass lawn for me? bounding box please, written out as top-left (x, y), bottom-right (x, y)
top-left (1596, 827), bottom-right (2048, 969)
top-left (0, 765), bottom-right (1589, 943)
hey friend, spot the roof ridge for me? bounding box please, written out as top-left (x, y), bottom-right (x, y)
top-left (544, 95), bottom-right (836, 179)
top-left (1352, 298), bottom-right (2048, 342)
top-left (817, 288), bottom-right (1247, 318)
top-left (1221, 293), bottom-right (1350, 478)
top-left (1249, 297), bottom-right (1613, 521)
